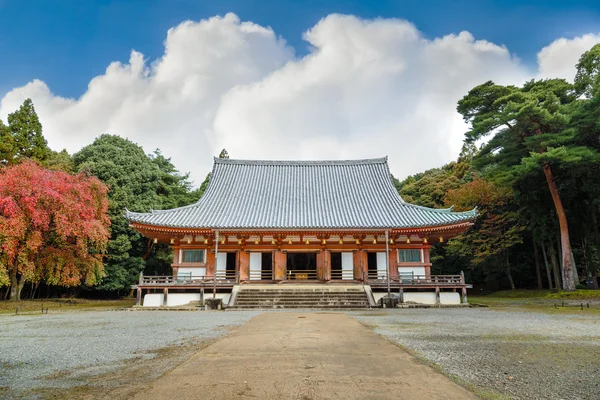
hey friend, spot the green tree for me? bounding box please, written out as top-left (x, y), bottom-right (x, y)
top-left (445, 176), bottom-right (525, 289)
top-left (0, 99), bottom-right (50, 166)
top-left (73, 135), bottom-right (200, 292)
top-left (574, 43), bottom-right (600, 98)
top-left (456, 78), bottom-right (599, 291)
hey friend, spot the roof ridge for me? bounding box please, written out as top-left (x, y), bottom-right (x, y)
top-left (213, 157), bottom-right (388, 166)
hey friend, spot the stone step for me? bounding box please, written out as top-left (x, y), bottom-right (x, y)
top-left (235, 300), bottom-right (368, 304)
top-left (230, 305), bottom-right (368, 309)
top-left (235, 300), bottom-right (369, 305)
top-left (237, 292), bottom-right (365, 296)
top-left (238, 293), bottom-right (365, 298)
top-left (232, 285), bottom-right (370, 309)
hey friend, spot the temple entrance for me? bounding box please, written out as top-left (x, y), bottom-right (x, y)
top-left (249, 252), bottom-right (273, 280)
top-left (286, 252), bottom-right (317, 280)
top-left (367, 252), bottom-right (387, 279)
top-left (217, 252), bottom-right (237, 279)
top-left (226, 253), bottom-right (236, 278)
top-left (262, 252), bottom-right (273, 280)
top-left (331, 252), bottom-right (354, 280)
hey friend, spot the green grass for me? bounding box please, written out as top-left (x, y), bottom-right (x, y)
top-left (546, 290), bottom-right (600, 300)
top-left (0, 298), bottom-right (136, 315)
top-left (469, 289), bottom-right (600, 316)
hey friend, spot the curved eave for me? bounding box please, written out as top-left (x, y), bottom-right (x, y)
top-left (128, 220), bottom-right (475, 236)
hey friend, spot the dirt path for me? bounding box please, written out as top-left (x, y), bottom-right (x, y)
top-left (134, 312), bottom-right (477, 399)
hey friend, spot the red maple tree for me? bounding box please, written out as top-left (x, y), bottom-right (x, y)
top-left (0, 161), bottom-right (110, 300)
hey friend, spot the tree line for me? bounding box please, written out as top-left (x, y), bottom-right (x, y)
top-left (2, 43), bottom-right (600, 300)
top-left (0, 100), bottom-right (212, 300)
top-left (396, 44), bottom-right (600, 291)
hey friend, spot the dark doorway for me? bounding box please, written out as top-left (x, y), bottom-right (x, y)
top-left (367, 252), bottom-right (378, 277)
top-left (261, 252), bottom-right (273, 280)
top-left (331, 252), bottom-right (342, 279)
top-left (286, 252), bottom-right (317, 280)
top-left (226, 253), bottom-right (236, 278)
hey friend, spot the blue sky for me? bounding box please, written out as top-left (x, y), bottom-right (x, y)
top-left (1, 0), bottom-right (599, 99)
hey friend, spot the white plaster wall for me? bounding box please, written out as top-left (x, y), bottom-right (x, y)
top-left (249, 253), bottom-right (262, 280)
top-left (398, 266), bottom-right (426, 278)
top-left (166, 293), bottom-right (201, 307)
top-left (372, 291), bottom-right (461, 305)
top-left (404, 292), bottom-right (437, 304)
top-left (341, 252), bottom-right (354, 279)
top-left (376, 252), bottom-right (387, 278)
top-left (440, 292), bottom-right (461, 305)
top-left (177, 267), bottom-right (206, 278)
top-left (143, 293), bottom-right (164, 307)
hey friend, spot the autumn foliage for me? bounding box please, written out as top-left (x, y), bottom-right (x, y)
top-left (0, 161), bottom-right (110, 300)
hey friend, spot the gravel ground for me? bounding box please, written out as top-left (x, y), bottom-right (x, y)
top-left (351, 308), bottom-right (600, 400)
top-left (0, 310), bottom-right (259, 398)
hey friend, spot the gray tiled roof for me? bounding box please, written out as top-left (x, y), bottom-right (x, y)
top-left (125, 157), bottom-right (476, 229)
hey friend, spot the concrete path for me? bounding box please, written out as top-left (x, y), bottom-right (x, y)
top-left (134, 312), bottom-right (478, 399)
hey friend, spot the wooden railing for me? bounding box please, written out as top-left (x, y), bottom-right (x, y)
top-left (139, 274), bottom-right (237, 286)
top-left (366, 274), bottom-right (466, 286)
top-left (137, 272), bottom-right (467, 286)
top-left (330, 269), bottom-right (356, 280)
top-left (286, 269), bottom-right (318, 280)
top-left (248, 270), bottom-right (273, 280)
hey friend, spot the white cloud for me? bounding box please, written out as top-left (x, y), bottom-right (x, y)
top-left (537, 34), bottom-right (600, 80)
top-left (0, 13), bottom-right (598, 184)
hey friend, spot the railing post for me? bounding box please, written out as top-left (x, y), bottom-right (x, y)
top-left (139, 271), bottom-right (143, 285)
top-left (460, 270), bottom-right (465, 284)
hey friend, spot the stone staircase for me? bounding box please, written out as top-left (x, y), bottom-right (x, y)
top-left (230, 284), bottom-right (372, 309)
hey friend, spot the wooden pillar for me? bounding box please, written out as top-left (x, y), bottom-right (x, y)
top-left (353, 250), bottom-right (367, 281)
top-left (461, 287), bottom-right (468, 304)
top-left (399, 287), bottom-right (404, 303)
top-left (206, 251), bottom-right (215, 278)
top-left (435, 286), bottom-right (440, 305)
top-left (274, 250), bottom-right (287, 280)
top-left (316, 251), bottom-right (330, 280)
top-left (389, 249), bottom-right (398, 280)
top-left (173, 247), bottom-right (180, 264)
top-left (163, 288), bottom-right (168, 306)
top-left (424, 247), bottom-right (432, 278)
top-left (239, 251), bottom-right (250, 281)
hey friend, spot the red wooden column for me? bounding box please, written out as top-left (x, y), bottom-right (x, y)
top-left (353, 250), bottom-right (367, 281)
top-left (239, 251), bottom-right (250, 281)
top-left (273, 250), bottom-right (287, 280)
top-left (316, 250), bottom-right (330, 280)
top-left (205, 251), bottom-right (215, 278)
top-left (389, 248), bottom-right (398, 280)
top-left (423, 246), bottom-right (432, 277)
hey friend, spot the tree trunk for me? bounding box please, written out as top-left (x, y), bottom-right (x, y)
top-left (582, 238), bottom-right (590, 278)
top-left (533, 242), bottom-right (543, 290)
top-left (542, 163), bottom-right (576, 291)
top-left (9, 269), bottom-right (19, 301)
top-left (31, 281), bottom-right (40, 299)
top-left (570, 250), bottom-right (579, 285)
top-left (541, 244), bottom-right (553, 290)
top-left (16, 274), bottom-right (26, 301)
top-left (506, 252), bottom-right (516, 290)
top-left (592, 207), bottom-right (600, 261)
top-left (550, 245), bottom-right (562, 290)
